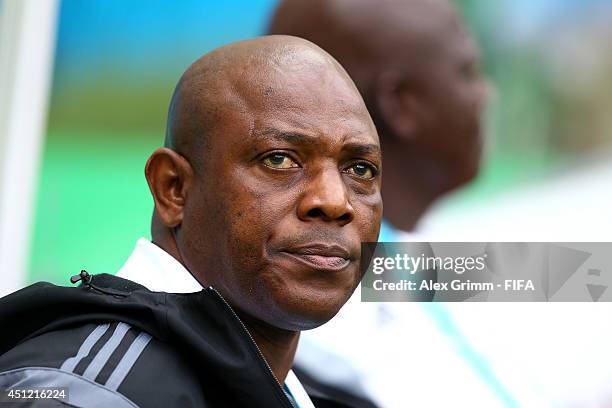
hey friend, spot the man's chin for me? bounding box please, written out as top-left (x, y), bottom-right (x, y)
top-left (266, 288), bottom-right (353, 331)
top-left (270, 310), bottom-right (338, 332)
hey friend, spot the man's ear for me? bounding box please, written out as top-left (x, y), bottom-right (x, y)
top-left (374, 70), bottom-right (425, 142)
top-left (145, 147), bottom-right (193, 228)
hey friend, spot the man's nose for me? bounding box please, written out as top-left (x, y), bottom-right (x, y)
top-left (297, 167), bottom-right (355, 226)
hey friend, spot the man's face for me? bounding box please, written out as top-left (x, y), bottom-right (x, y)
top-left (416, 25), bottom-right (488, 183)
top-left (179, 60), bottom-right (382, 330)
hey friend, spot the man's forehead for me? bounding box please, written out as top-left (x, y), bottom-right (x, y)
top-left (245, 82), bottom-right (377, 142)
top-left (211, 56), bottom-right (376, 139)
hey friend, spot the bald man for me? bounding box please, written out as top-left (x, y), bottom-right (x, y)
top-left (269, 0), bottom-right (488, 234)
top-left (0, 36), bottom-right (382, 408)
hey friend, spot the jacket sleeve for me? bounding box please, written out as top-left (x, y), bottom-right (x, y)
top-left (0, 321), bottom-right (207, 408)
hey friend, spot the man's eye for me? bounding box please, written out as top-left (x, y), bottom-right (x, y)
top-left (262, 153), bottom-right (299, 169)
top-left (345, 163), bottom-right (376, 179)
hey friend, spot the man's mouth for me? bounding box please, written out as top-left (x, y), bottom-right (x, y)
top-left (281, 243), bottom-right (351, 271)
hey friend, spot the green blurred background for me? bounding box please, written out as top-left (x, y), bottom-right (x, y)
top-left (30, 0), bottom-right (612, 284)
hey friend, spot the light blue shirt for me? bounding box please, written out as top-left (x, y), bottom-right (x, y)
top-left (378, 219), bottom-right (399, 243)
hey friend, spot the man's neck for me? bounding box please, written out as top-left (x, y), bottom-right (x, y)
top-left (237, 311), bottom-right (300, 384)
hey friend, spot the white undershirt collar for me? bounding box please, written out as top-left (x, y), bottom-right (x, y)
top-left (116, 238), bottom-right (202, 293)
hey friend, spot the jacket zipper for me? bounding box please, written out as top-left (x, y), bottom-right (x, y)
top-left (209, 287), bottom-right (296, 408)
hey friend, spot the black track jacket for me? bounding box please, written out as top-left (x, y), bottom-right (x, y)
top-left (0, 273), bottom-right (377, 408)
